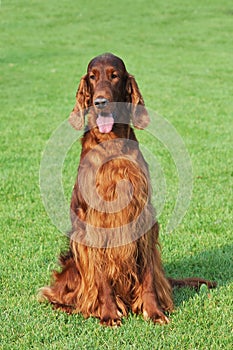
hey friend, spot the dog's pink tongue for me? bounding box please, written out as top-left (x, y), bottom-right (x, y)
top-left (96, 115), bottom-right (114, 133)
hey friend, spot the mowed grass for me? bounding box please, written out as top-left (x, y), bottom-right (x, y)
top-left (1, 0), bottom-right (233, 349)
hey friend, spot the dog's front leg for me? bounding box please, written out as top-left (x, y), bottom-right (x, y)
top-left (141, 266), bottom-right (170, 324)
top-left (96, 273), bottom-right (122, 327)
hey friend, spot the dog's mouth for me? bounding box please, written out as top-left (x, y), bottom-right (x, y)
top-left (96, 113), bottom-right (114, 133)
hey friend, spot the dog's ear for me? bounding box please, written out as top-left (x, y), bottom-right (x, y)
top-left (126, 75), bottom-right (150, 129)
top-left (69, 74), bottom-right (91, 130)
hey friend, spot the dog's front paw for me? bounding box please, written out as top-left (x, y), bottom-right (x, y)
top-left (143, 308), bottom-right (169, 325)
top-left (100, 309), bottom-right (122, 327)
top-left (100, 315), bottom-right (122, 327)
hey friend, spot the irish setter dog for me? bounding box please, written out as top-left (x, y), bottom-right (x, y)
top-left (41, 53), bottom-right (216, 326)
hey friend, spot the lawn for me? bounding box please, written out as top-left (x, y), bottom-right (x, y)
top-left (0, 0), bottom-right (233, 349)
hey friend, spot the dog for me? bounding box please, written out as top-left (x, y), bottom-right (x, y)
top-left (41, 53), bottom-right (216, 326)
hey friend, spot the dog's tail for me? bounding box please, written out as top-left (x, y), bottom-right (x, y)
top-left (167, 277), bottom-right (217, 290)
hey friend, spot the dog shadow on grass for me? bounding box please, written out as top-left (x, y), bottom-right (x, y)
top-left (164, 244), bottom-right (232, 308)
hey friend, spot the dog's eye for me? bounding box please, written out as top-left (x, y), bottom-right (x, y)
top-left (111, 73), bottom-right (118, 79)
top-left (89, 74), bottom-right (95, 80)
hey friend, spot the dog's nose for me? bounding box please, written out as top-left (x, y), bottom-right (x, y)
top-left (94, 97), bottom-right (109, 109)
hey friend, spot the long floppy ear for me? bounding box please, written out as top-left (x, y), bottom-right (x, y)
top-left (69, 74), bottom-right (91, 130)
top-left (126, 75), bottom-right (150, 129)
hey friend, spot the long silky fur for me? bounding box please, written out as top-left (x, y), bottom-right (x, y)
top-left (41, 116), bottom-right (174, 319)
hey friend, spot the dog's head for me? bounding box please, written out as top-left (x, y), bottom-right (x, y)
top-left (69, 53), bottom-right (150, 133)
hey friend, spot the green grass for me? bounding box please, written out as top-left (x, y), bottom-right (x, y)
top-left (1, 0), bottom-right (233, 349)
